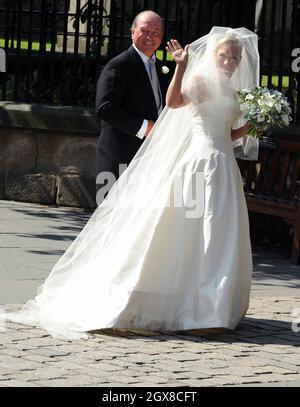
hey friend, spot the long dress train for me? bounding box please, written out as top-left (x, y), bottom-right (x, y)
top-left (7, 94), bottom-right (252, 339)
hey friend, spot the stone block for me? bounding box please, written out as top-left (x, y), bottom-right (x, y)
top-left (37, 133), bottom-right (97, 178)
top-left (5, 171), bottom-right (56, 204)
top-left (0, 129), bottom-right (37, 171)
top-left (57, 174), bottom-right (96, 208)
top-left (0, 171), bottom-right (4, 198)
top-left (0, 102), bottom-right (99, 134)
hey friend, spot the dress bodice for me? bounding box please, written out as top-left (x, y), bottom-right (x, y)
top-left (187, 95), bottom-right (242, 159)
top-left (190, 95), bottom-right (241, 135)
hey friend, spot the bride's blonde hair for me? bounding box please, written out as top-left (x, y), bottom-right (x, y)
top-left (216, 34), bottom-right (243, 52)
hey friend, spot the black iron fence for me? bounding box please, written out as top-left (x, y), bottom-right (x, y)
top-left (0, 0), bottom-right (300, 122)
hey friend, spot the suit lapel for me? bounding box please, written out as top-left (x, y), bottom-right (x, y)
top-left (127, 46), bottom-right (158, 117)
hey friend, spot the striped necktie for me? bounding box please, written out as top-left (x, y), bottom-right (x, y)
top-left (147, 58), bottom-right (162, 114)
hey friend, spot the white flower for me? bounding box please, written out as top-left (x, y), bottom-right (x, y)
top-left (162, 66), bottom-right (169, 74)
top-left (275, 103), bottom-right (282, 113)
top-left (281, 114), bottom-right (290, 125)
top-left (240, 102), bottom-right (250, 113)
top-left (260, 94), bottom-right (274, 107)
top-left (245, 94), bottom-right (254, 100)
top-left (257, 114), bottom-right (265, 122)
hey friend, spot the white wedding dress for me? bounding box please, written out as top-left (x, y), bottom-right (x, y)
top-left (111, 94), bottom-right (253, 332)
top-left (7, 94), bottom-right (252, 339)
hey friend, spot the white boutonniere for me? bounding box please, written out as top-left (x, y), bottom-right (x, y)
top-left (162, 66), bottom-right (170, 75)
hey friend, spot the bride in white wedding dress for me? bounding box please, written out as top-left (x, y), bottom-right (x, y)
top-left (3, 27), bottom-right (260, 339)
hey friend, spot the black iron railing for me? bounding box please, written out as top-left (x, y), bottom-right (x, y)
top-left (0, 0), bottom-right (299, 123)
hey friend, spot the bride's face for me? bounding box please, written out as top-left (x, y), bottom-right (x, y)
top-left (215, 42), bottom-right (242, 76)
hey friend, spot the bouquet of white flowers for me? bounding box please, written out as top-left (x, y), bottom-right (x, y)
top-left (237, 86), bottom-right (292, 138)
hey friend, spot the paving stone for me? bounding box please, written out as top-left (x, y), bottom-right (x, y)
top-left (85, 362), bottom-right (128, 372)
top-left (81, 350), bottom-right (116, 361)
top-left (0, 366), bottom-right (16, 376)
top-left (20, 353), bottom-right (56, 364)
top-left (30, 376), bottom-right (102, 386)
top-left (47, 360), bottom-right (87, 371)
top-left (28, 348), bottom-right (71, 357)
top-left (0, 348), bottom-right (25, 358)
top-left (0, 379), bottom-right (41, 387)
top-left (104, 375), bottom-right (144, 385)
top-left (0, 357), bottom-right (42, 371)
top-left (11, 367), bottom-right (68, 381)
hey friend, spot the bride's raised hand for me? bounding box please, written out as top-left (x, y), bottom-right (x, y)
top-left (166, 39), bottom-right (189, 70)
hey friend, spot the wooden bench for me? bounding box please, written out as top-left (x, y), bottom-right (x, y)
top-left (237, 139), bottom-right (300, 264)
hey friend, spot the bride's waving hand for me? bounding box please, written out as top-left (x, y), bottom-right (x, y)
top-left (166, 39), bottom-right (189, 68)
top-left (166, 39), bottom-right (189, 108)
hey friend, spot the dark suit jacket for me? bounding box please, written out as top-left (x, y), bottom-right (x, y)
top-left (95, 45), bottom-right (170, 181)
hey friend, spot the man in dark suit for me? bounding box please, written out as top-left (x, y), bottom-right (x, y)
top-left (95, 10), bottom-right (170, 202)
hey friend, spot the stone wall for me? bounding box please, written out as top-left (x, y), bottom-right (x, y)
top-left (0, 102), bottom-right (99, 208)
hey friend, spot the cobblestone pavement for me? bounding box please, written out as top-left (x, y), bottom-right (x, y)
top-left (0, 298), bottom-right (299, 387)
top-left (0, 200), bottom-right (300, 387)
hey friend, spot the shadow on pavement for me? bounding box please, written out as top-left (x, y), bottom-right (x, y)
top-left (90, 316), bottom-right (299, 346)
top-left (11, 206), bottom-right (91, 223)
top-left (17, 233), bottom-right (77, 242)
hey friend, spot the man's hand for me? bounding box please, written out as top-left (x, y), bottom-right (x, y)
top-left (145, 120), bottom-right (155, 137)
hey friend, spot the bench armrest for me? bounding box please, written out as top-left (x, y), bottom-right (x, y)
top-left (296, 180), bottom-right (300, 201)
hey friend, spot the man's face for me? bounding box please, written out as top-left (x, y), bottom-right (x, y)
top-left (131, 16), bottom-right (163, 58)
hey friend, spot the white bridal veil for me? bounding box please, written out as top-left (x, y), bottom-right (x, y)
top-left (3, 27), bottom-right (260, 339)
